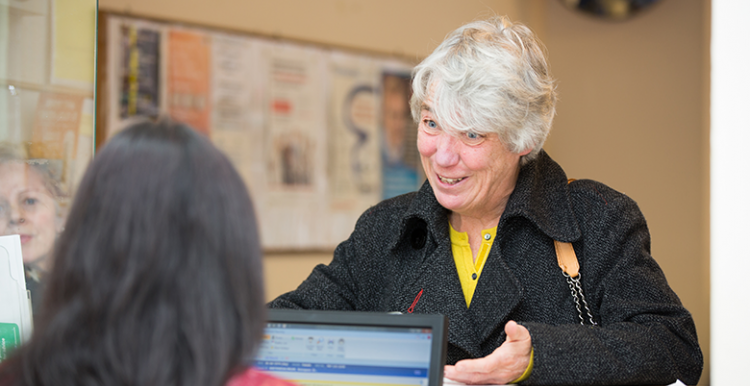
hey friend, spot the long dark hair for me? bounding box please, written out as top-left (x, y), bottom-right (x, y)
top-left (0, 120), bottom-right (266, 386)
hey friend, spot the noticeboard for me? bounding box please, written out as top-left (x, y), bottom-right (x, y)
top-left (98, 12), bottom-right (424, 251)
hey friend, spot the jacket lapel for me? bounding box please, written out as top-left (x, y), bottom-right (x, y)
top-left (503, 150), bottom-right (581, 243)
top-left (388, 183), bottom-right (485, 357)
top-left (413, 240), bottom-right (484, 357)
top-left (466, 244), bottom-right (523, 343)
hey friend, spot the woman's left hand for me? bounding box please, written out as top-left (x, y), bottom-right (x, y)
top-left (444, 320), bottom-right (532, 385)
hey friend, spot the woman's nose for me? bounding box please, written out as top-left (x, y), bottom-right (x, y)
top-left (8, 204), bottom-right (25, 226)
top-left (434, 133), bottom-right (460, 167)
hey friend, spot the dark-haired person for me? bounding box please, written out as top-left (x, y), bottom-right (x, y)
top-left (270, 16), bottom-right (702, 385)
top-left (0, 120), bottom-right (294, 386)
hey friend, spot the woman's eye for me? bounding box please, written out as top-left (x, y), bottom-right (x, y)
top-left (462, 131), bottom-right (486, 145)
top-left (422, 119), bottom-right (440, 134)
top-left (23, 198), bottom-right (37, 206)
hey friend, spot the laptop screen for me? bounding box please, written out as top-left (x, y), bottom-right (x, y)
top-left (254, 309), bottom-right (448, 386)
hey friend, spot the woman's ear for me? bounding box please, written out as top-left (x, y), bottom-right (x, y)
top-left (55, 209), bottom-right (66, 233)
top-left (518, 147), bottom-right (533, 157)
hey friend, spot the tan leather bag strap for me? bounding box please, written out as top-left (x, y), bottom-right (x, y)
top-left (555, 178), bottom-right (580, 278)
top-left (554, 178), bottom-right (597, 326)
top-left (555, 240), bottom-right (579, 278)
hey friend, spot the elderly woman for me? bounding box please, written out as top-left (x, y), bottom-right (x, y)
top-left (270, 16), bottom-right (702, 385)
top-left (0, 148), bottom-right (67, 314)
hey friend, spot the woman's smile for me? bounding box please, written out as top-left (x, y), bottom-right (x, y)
top-left (437, 174), bottom-right (466, 185)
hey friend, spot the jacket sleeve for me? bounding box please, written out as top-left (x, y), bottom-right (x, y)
top-left (521, 181), bottom-right (703, 385)
top-left (267, 237), bottom-right (360, 310)
top-left (268, 206), bottom-right (396, 311)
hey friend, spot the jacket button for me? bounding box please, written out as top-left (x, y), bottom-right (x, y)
top-left (484, 233), bottom-right (491, 240)
top-left (472, 273), bottom-right (477, 280)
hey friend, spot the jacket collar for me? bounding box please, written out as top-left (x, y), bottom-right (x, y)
top-left (389, 179), bottom-right (450, 252)
top-left (501, 149), bottom-right (581, 242)
top-left (392, 149), bottom-right (581, 248)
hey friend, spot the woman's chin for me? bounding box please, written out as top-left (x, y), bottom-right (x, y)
top-left (23, 252), bottom-right (49, 269)
top-left (434, 193), bottom-right (468, 214)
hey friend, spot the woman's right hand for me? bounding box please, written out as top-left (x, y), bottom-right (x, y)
top-left (443, 320), bottom-right (532, 385)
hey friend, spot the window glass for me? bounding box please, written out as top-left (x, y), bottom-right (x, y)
top-left (1, 0), bottom-right (97, 305)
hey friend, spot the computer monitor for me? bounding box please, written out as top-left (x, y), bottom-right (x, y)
top-left (254, 309), bottom-right (448, 386)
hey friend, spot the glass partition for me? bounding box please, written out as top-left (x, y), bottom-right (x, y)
top-left (1, 0), bottom-right (97, 312)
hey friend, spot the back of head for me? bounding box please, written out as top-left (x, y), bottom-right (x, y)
top-left (1, 119), bottom-right (265, 386)
top-left (410, 16), bottom-right (557, 165)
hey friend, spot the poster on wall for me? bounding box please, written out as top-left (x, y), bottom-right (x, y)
top-left (263, 44), bottom-right (323, 190)
top-left (119, 24), bottom-right (161, 120)
top-left (325, 53), bottom-right (383, 245)
top-left (327, 52), bottom-right (381, 212)
top-left (211, 34), bottom-right (254, 133)
top-left (256, 41), bottom-right (328, 248)
top-left (209, 33), bottom-right (264, 199)
top-left (106, 17), bottom-right (165, 140)
top-left (380, 70), bottom-right (422, 199)
top-left (167, 29), bottom-right (212, 136)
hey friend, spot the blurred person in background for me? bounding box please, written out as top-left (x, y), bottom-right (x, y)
top-left (0, 145), bottom-right (67, 315)
top-left (381, 73), bottom-right (420, 199)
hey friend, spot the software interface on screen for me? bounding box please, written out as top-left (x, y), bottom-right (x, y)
top-left (255, 322), bottom-right (434, 386)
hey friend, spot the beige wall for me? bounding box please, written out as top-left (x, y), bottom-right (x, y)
top-left (98, 0), bottom-right (521, 61)
top-left (98, 0), bottom-right (711, 384)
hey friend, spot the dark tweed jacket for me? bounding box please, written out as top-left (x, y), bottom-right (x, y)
top-left (269, 150), bottom-right (703, 385)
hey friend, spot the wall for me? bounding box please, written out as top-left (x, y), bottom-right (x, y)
top-left (97, 0), bottom-right (711, 384)
top-left (97, 0), bottom-right (521, 61)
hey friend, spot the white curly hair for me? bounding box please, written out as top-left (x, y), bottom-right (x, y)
top-left (410, 16), bottom-right (557, 165)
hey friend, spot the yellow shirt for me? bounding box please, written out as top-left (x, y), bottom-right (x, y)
top-left (449, 223), bottom-right (533, 383)
top-left (449, 223), bottom-right (497, 308)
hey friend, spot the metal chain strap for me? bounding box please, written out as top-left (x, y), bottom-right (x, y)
top-left (564, 273), bottom-right (598, 326)
top-left (574, 274), bottom-right (598, 326)
top-left (564, 273), bottom-right (585, 325)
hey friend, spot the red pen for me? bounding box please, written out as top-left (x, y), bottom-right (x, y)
top-left (407, 289), bottom-right (424, 313)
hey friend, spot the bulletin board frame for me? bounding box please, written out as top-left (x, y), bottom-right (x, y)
top-left (96, 10), bottom-right (424, 252)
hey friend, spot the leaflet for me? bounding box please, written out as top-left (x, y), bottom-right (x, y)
top-left (0, 235), bottom-right (32, 361)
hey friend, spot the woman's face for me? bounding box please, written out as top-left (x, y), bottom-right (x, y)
top-left (0, 162), bottom-right (62, 267)
top-left (417, 96), bottom-right (529, 220)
